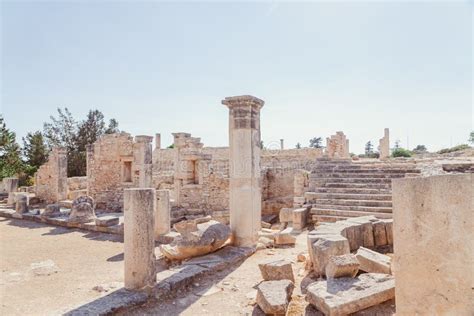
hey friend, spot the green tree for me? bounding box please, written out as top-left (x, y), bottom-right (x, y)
top-left (22, 131), bottom-right (48, 169)
top-left (0, 116), bottom-right (25, 181)
top-left (469, 131), bottom-right (474, 145)
top-left (105, 118), bottom-right (120, 134)
top-left (412, 144), bottom-right (427, 153)
top-left (295, 142), bottom-right (301, 149)
top-left (365, 141), bottom-right (374, 155)
top-left (43, 108), bottom-right (120, 177)
top-left (309, 137), bottom-right (323, 148)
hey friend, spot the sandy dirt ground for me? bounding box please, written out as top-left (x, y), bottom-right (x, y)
top-left (0, 217), bottom-right (124, 315)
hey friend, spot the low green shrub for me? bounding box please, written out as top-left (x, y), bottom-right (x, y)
top-left (392, 148), bottom-right (412, 158)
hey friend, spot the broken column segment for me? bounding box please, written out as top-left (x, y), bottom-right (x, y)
top-left (325, 131), bottom-right (349, 158)
top-left (154, 189), bottom-right (171, 239)
top-left (155, 133), bottom-right (161, 150)
top-left (379, 128), bottom-right (390, 159)
top-left (133, 135), bottom-right (153, 188)
top-left (222, 95), bottom-right (265, 247)
top-left (4, 177), bottom-right (19, 205)
top-left (124, 188), bottom-right (156, 291)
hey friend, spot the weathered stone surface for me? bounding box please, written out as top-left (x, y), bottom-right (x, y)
top-left (325, 254), bottom-right (359, 279)
top-left (292, 207), bottom-right (308, 231)
top-left (279, 208), bottom-right (292, 223)
top-left (306, 273), bottom-right (395, 316)
top-left (311, 235), bottom-right (350, 276)
top-left (373, 221), bottom-right (387, 246)
top-left (95, 216), bottom-right (119, 227)
top-left (15, 194), bottom-right (28, 214)
top-left (275, 227), bottom-right (296, 245)
top-left (160, 220), bottom-right (231, 260)
top-left (382, 219), bottom-right (393, 245)
top-left (256, 280), bottom-right (294, 315)
top-left (69, 202), bottom-right (96, 223)
top-left (42, 204), bottom-right (61, 218)
top-left (356, 247), bottom-right (391, 274)
top-left (258, 259), bottom-right (295, 282)
top-left (392, 174), bottom-right (474, 315)
top-left (72, 195), bottom-right (94, 209)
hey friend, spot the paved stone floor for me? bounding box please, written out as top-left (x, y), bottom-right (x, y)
top-left (0, 218), bottom-right (124, 315)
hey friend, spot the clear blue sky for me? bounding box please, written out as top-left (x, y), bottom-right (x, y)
top-left (1, 1), bottom-right (472, 153)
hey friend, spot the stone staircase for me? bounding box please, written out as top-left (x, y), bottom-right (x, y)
top-left (306, 158), bottom-right (420, 223)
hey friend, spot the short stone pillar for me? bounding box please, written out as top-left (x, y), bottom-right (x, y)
top-left (4, 177), bottom-right (19, 205)
top-left (155, 189), bottom-right (170, 238)
top-left (379, 128), bottom-right (390, 160)
top-left (155, 133), bottom-right (161, 150)
top-left (124, 188), bottom-right (156, 291)
top-left (133, 136), bottom-right (153, 188)
top-left (392, 174), bottom-right (474, 315)
top-left (222, 95), bottom-right (265, 247)
top-left (15, 194), bottom-right (28, 214)
top-left (280, 139), bottom-right (284, 150)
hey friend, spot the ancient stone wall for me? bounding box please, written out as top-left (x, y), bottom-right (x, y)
top-left (67, 177), bottom-right (87, 192)
top-left (35, 147), bottom-right (67, 204)
top-left (86, 133), bottom-right (134, 211)
top-left (262, 168), bottom-right (295, 215)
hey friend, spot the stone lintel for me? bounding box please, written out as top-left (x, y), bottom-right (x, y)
top-left (134, 135), bottom-right (153, 143)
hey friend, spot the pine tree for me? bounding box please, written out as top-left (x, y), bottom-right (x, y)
top-left (309, 137), bottom-right (323, 148)
top-left (0, 116), bottom-right (25, 180)
top-left (365, 141), bottom-right (374, 155)
top-left (23, 131), bottom-right (48, 169)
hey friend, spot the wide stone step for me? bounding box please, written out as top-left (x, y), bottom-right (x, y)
top-left (312, 168), bottom-right (420, 174)
top-left (311, 173), bottom-right (406, 179)
top-left (310, 214), bottom-right (347, 223)
top-left (311, 204), bottom-right (393, 213)
top-left (311, 193), bottom-right (392, 201)
top-left (311, 208), bottom-right (393, 219)
top-left (315, 199), bottom-right (392, 207)
top-left (311, 177), bottom-right (392, 184)
top-left (313, 187), bottom-right (391, 194)
top-left (322, 182), bottom-right (392, 189)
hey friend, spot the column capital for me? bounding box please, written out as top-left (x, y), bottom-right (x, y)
top-left (221, 95), bottom-right (265, 110)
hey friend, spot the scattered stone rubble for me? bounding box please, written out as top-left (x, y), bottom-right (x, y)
top-left (68, 195), bottom-right (96, 223)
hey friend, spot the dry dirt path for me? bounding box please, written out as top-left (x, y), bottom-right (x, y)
top-left (0, 217), bottom-right (124, 315)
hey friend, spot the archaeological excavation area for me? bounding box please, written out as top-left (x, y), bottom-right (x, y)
top-left (1, 95), bottom-right (473, 315)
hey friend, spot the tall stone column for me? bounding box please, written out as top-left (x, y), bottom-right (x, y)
top-left (124, 188), bottom-right (156, 291)
top-left (222, 95), bottom-right (265, 247)
top-left (155, 189), bottom-right (170, 239)
top-left (57, 148), bottom-right (68, 201)
top-left (133, 135), bottom-right (153, 188)
top-left (155, 133), bottom-right (161, 150)
top-left (379, 128), bottom-right (390, 160)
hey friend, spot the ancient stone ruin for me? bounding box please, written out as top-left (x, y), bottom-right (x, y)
top-left (1, 95), bottom-right (472, 315)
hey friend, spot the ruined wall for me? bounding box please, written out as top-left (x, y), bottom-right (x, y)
top-left (326, 131), bottom-right (349, 158)
top-left (35, 147), bottom-right (67, 204)
top-left (392, 174), bottom-right (474, 315)
top-left (86, 133), bottom-right (134, 211)
top-left (262, 168), bottom-right (295, 215)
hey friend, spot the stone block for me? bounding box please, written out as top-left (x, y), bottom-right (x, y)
top-left (95, 216), bottom-right (120, 227)
top-left (311, 235), bottom-right (350, 276)
top-left (292, 207), bottom-right (308, 231)
top-left (279, 208), bottom-right (292, 223)
top-left (306, 273), bottom-right (395, 315)
top-left (274, 227), bottom-right (296, 245)
top-left (258, 259), bottom-right (295, 282)
top-left (325, 254), bottom-right (359, 279)
top-left (256, 280), bottom-right (294, 315)
top-left (356, 246), bottom-right (391, 274)
top-left (392, 174), bottom-right (474, 315)
top-left (15, 194), bottom-right (28, 214)
top-left (373, 221), bottom-right (387, 246)
top-left (382, 219), bottom-right (393, 245)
